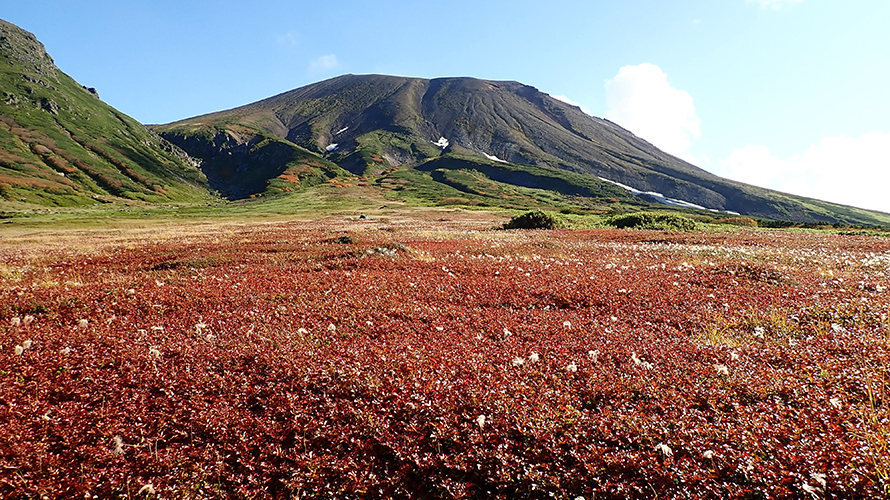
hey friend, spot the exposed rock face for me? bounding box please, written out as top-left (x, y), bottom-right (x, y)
top-left (0, 19), bottom-right (58, 80)
top-left (40, 96), bottom-right (59, 114)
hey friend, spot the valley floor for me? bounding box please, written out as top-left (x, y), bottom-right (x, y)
top-left (1, 213), bottom-right (889, 498)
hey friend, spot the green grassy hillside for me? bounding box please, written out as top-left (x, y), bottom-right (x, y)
top-left (0, 19), bottom-right (210, 208)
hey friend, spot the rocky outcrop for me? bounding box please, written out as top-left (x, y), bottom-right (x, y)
top-left (0, 19), bottom-right (58, 80)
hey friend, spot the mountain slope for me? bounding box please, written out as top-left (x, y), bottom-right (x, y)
top-left (0, 19), bottom-right (209, 207)
top-left (155, 74), bottom-right (890, 225)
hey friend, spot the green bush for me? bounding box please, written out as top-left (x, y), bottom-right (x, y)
top-left (712, 216), bottom-right (758, 227)
top-left (503, 210), bottom-right (561, 230)
top-left (605, 212), bottom-right (696, 232)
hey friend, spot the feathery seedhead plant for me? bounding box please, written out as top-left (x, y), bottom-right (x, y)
top-left (10, 316), bottom-right (20, 327)
top-left (715, 364), bottom-right (729, 376)
top-left (14, 345), bottom-right (23, 356)
top-left (476, 415), bottom-right (486, 429)
top-left (655, 443), bottom-right (673, 458)
top-left (566, 361), bottom-right (578, 373)
top-left (149, 347), bottom-right (161, 360)
top-left (528, 352), bottom-right (540, 363)
top-left (512, 357), bottom-right (525, 367)
top-left (77, 319), bottom-right (89, 329)
top-left (22, 339), bottom-right (32, 350)
top-left (112, 435), bottom-right (125, 455)
top-left (23, 315), bottom-right (34, 326)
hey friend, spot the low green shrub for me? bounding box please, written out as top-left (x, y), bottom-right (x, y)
top-left (605, 212), bottom-right (696, 232)
top-left (712, 216), bottom-right (758, 227)
top-left (503, 210), bottom-right (561, 230)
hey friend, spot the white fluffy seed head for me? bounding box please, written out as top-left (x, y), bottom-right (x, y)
top-left (476, 415), bottom-right (486, 429)
top-left (512, 357), bottom-right (525, 367)
top-left (714, 364), bottom-right (729, 376)
top-left (10, 317), bottom-right (21, 327)
top-left (112, 435), bottom-right (125, 455)
top-left (78, 319), bottom-right (89, 329)
top-left (23, 315), bottom-right (35, 326)
top-left (137, 484), bottom-right (156, 495)
top-left (22, 339), bottom-right (32, 350)
top-left (528, 352), bottom-right (540, 363)
top-left (566, 361), bottom-right (578, 373)
top-left (703, 450), bottom-right (714, 459)
top-left (327, 323), bottom-right (337, 332)
top-left (563, 320), bottom-right (572, 329)
top-left (588, 350), bottom-right (599, 362)
top-left (655, 443), bottom-right (673, 458)
top-left (14, 345), bottom-right (24, 356)
top-left (60, 347), bottom-right (71, 356)
top-left (148, 347), bottom-right (161, 359)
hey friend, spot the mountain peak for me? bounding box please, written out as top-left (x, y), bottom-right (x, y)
top-left (0, 19), bottom-right (57, 80)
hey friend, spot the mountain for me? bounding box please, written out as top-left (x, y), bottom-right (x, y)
top-left (2, 17), bottom-right (886, 226)
top-left (0, 19), bottom-right (209, 207)
top-left (155, 74), bottom-right (890, 225)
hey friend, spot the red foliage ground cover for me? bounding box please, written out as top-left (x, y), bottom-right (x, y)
top-left (1, 220), bottom-right (889, 498)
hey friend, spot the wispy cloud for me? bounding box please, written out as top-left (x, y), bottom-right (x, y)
top-left (309, 54), bottom-right (340, 72)
top-left (551, 95), bottom-right (593, 116)
top-left (276, 30), bottom-right (299, 47)
top-left (715, 132), bottom-right (890, 213)
top-left (605, 63), bottom-right (701, 163)
top-left (746, 0), bottom-right (804, 10)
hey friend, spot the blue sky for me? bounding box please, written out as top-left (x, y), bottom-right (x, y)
top-left (5, 0), bottom-right (889, 212)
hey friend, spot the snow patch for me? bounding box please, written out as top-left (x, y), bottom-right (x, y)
top-left (335, 127), bottom-right (349, 135)
top-left (483, 152), bottom-right (507, 163)
top-left (598, 176), bottom-right (712, 211)
top-left (433, 137), bottom-right (449, 149)
top-left (325, 143), bottom-right (339, 152)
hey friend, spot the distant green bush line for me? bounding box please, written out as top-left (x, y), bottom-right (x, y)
top-left (712, 216), bottom-right (758, 227)
top-left (605, 212), bottom-right (696, 232)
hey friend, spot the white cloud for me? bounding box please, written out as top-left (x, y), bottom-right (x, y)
top-left (309, 54), bottom-right (340, 72)
top-left (746, 0), bottom-right (804, 10)
top-left (551, 95), bottom-right (593, 116)
top-left (716, 132), bottom-right (890, 213)
top-left (605, 63), bottom-right (701, 162)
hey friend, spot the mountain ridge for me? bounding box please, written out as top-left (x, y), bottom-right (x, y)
top-left (0, 18), bottom-right (210, 207)
top-left (155, 73), bottom-right (890, 225)
top-left (1, 15), bottom-right (888, 226)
